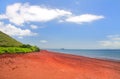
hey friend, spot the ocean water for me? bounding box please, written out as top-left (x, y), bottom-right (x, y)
top-left (47, 49), bottom-right (120, 60)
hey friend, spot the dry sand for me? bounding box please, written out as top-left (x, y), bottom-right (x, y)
top-left (0, 50), bottom-right (120, 79)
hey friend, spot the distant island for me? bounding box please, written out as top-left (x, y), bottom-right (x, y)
top-left (0, 31), bottom-right (40, 54)
top-left (61, 48), bottom-right (65, 50)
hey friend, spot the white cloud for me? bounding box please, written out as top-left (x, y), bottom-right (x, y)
top-left (0, 21), bottom-right (37, 37)
top-left (65, 14), bottom-right (104, 24)
top-left (18, 36), bottom-right (23, 39)
top-left (30, 25), bottom-right (38, 29)
top-left (30, 25), bottom-right (45, 29)
top-left (0, 3), bottom-right (72, 25)
top-left (99, 41), bottom-right (113, 47)
top-left (107, 35), bottom-right (120, 40)
top-left (0, 14), bottom-right (7, 19)
top-left (99, 35), bottom-right (120, 48)
top-left (0, 3), bottom-right (104, 25)
top-left (40, 40), bottom-right (48, 43)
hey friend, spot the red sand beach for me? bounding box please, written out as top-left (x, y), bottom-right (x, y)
top-left (0, 50), bottom-right (120, 79)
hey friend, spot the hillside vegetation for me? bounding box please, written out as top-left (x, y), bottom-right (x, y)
top-left (0, 45), bottom-right (40, 54)
top-left (0, 31), bottom-right (40, 54)
top-left (0, 31), bottom-right (22, 47)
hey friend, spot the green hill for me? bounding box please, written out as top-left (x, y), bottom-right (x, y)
top-left (0, 31), bottom-right (40, 54)
top-left (0, 31), bottom-right (23, 47)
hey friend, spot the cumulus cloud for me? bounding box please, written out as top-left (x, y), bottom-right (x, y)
top-left (65, 14), bottom-right (104, 24)
top-left (0, 3), bottom-right (104, 25)
top-left (99, 35), bottom-right (120, 48)
top-left (0, 22), bottom-right (37, 37)
top-left (40, 40), bottom-right (48, 43)
top-left (0, 3), bottom-right (72, 25)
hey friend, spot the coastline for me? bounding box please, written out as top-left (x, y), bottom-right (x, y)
top-left (0, 50), bottom-right (120, 79)
top-left (47, 49), bottom-right (120, 61)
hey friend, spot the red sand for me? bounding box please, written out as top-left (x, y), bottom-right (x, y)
top-left (0, 50), bottom-right (120, 79)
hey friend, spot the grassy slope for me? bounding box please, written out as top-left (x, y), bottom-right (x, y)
top-left (0, 31), bottom-right (22, 47)
top-left (0, 31), bottom-right (40, 54)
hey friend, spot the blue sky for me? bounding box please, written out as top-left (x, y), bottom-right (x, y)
top-left (0, 0), bottom-right (120, 49)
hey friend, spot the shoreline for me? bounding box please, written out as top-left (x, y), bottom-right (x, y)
top-left (47, 49), bottom-right (120, 62)
top-left (1, 49), bottom-right (119, 62)
top-left (0, 50), bottom-right (120, 79)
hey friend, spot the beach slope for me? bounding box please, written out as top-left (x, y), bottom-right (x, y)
top-left (0, 50), bottom-right (120, 79)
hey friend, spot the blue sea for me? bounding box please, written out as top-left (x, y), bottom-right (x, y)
top-left (47, 49), bottom-right (120, 60)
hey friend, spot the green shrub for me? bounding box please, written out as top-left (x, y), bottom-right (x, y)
top-left (20, 44), bottom-right (32, 48)
top-left (0, 46), bottom-right (40, 54)
top-left (0, 50), bottom-right (5, 54)
top-left (7, 48), bottom-right (16, 54)
top-left (30, 46), bottom-right (40, 52)
top-left (20, 44), bottom-right (40, 52)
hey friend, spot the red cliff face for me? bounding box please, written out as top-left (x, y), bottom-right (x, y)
top-left (0, 50), bottom-right (120, 79)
